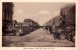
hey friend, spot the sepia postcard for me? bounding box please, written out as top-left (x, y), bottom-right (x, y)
top-left (0, 0), bottom-right (78, 50)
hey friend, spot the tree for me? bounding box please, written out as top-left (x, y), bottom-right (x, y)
top-left (2, 2), bottom-right (14, 35)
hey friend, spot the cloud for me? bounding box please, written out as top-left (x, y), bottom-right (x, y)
top-left (38, 10), bottom-right (51, 16)
top-left (35, 10), bottom-right (53, 26)
top-left (15, 9), bottom-right (24, 13)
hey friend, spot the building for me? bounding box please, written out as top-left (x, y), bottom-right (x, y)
top-left (60, 5), bottom-right (75, 27)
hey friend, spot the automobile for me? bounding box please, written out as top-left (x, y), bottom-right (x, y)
top-left (5, 24), bottom-right (17, 35)
top-left (57, 27), bottom-right (75, 42)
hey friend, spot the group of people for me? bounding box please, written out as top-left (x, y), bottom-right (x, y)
top-left (44, 25), bottom-right (64, 40)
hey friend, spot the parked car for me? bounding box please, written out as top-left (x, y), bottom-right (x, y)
top-left (55, 27), bottom-right (75, 42)
top-left (5, 24), bottom-right (17, 35)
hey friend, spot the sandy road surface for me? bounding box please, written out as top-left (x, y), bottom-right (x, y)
top-left (2, 28), bottom-right (75, 47)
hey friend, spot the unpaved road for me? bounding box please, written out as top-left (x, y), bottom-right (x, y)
top-left (2, 28), bottom-right (75, 47)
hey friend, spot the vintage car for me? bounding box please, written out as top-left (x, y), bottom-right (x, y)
top-left (56, 27), bottom-right (75, 42)
top-left (4, 24), bottom-right (17, 35)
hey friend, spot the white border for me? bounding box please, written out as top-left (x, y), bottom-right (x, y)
top-left (0, 0), bottom-right (77, 50)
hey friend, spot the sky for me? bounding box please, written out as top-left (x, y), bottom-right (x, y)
top-left (13, 2), bottom-right (73, 26)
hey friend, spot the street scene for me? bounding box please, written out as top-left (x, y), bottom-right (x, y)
top-left (2, 2), bottom-right (75, 47)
